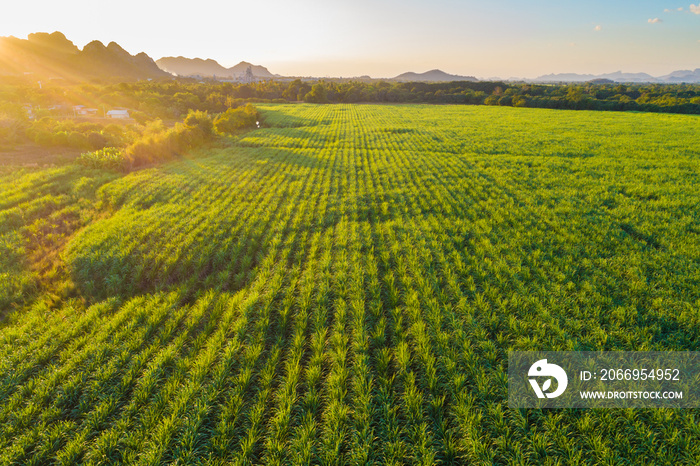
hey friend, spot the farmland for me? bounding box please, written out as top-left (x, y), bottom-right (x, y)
top-left (1, 103), bottom-right (700, 464)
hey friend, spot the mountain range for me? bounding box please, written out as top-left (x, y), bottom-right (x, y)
top-left (156, 57), bottom-right (276, 78)
top-left (658, 69), bottom-right (700, 83)
top-left (0, 32), bottom-right (167, 80)
top-left (532, 70), bottom-right (700, 84)
top-left (1, 32), bottom-right (698, 84)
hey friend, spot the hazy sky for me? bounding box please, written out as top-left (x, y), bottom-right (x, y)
top-left (2, 0), bottom-right (699, 78)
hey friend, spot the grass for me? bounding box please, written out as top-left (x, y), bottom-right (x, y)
top-left (1, 103), bottom-right (699, 464)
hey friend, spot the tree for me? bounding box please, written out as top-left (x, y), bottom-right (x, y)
top-left (513, 96), bottom-right (528, 107)
top-left (282, 80), bottom-right (302, 101)
top-left (484, 95), bottom-right (500, 106)
top-left (172, 92), bottom-right (200, 117)
top-left (304, 83), bottom-right (328, 103)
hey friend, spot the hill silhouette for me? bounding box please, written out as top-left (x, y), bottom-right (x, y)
top-left (156, 57), bottom-right (276, 78)
top-left (0, 32), bottom-right (168, 81)
top-left (392, 69), bottom-right (478, 82)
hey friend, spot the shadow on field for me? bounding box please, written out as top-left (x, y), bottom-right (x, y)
top-left (66, 152), bottom-right (299, 306)
top-left (245, 147), bottom-right (326, 169)
top-left (238, 127), bottom-right (333, 151)
top-left (259, 109), bottom-right (320, 128)
top-left (0, 165), bottom-right (120, 323)
top-left (68, 208), bottom-right (282, 306)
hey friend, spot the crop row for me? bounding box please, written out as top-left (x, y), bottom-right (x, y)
top-left (1, 104), bottom-right (699, 463)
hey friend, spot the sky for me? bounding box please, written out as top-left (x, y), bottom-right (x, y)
top-left (1, 0), bottom-right (699, 79)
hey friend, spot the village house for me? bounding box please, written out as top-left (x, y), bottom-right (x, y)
top-left (106, 109), bottom-right (131, 119)
top-left (72, 105), bottom-right (98, 116)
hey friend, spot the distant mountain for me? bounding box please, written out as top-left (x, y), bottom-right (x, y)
top-left (659, 69), bottom-right (700, 83)
top-left (600, 71), bottom-right (658, 83)
top-left (78, 41), bottom-right (166, 79)
top-left (533, 71), bottom-right (664, 83)
top-left (532, 69), bottom-right (700, 83)
top-left (533, 73), bottom-right (596, 82)
top-left (156, 57), bottom-right (276, 78)
top-left (0, 32), bottom-right (168, 81)
top-left (228, 61), bottom-right (276, 78)
top-left (392, 69), bottom-right (478, 82)
top-left (156, 57), bottom-right (229, 77)
top-left (533, 69), bottom-right (700, 83)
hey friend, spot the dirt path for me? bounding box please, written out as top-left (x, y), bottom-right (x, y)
top-left (0, 144), bottom-right (82, 166)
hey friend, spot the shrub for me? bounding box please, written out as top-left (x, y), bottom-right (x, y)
top-left (87, 132), bottom-right (108, 150)
top-left (68, 131), bottom-right (90, 150)
top-left (213, 104), bottom-right (258, 134)
top-left (78, 147), bottom-right (125, 170)
top-left (184, 110), bottom-right (214, 139)
top-left (123, 111), bottom-right (215, 168)
top-left (34, 130), bottom-right (54, 146)
top-left (131, 110), bottom-right (149, 125)
top-left (0, 115), bottom-right (25, 149)
top-left (51, 131), bottom-right (70, 146)
top-left (77, 122), bottom-right (103, 132)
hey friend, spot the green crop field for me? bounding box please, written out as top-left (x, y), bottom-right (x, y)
top-left (1, 104), bottom-right (700, 464)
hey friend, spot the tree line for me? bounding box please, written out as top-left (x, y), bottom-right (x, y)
top-left (3, 77), bottom-right (700, 124)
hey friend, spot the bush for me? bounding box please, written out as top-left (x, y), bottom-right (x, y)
top-left (184, 110), bottom-right (214, 139)
top-left (0, 115), bottom-right (25, 149)
top-left (68, 131), bottom-right (90, 150)
top-left (78, 147), bottom-right (125, 170)
top-left (26, 118), bottom-right (126, 150)
top-left (77, 122), bottom-right (102, 132)
top-left (87, 132), bottom-right (108, 150)
top-left (213, 104), bottom-right (258, 134)
top-left (51, 131), bottom-right (70, 146)
top-left (123, 111), bottom-right (215, 168)
top-left (131, 110), bottom-right (149, 125)
top-left (34, 130), bottom-right (54, 146)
